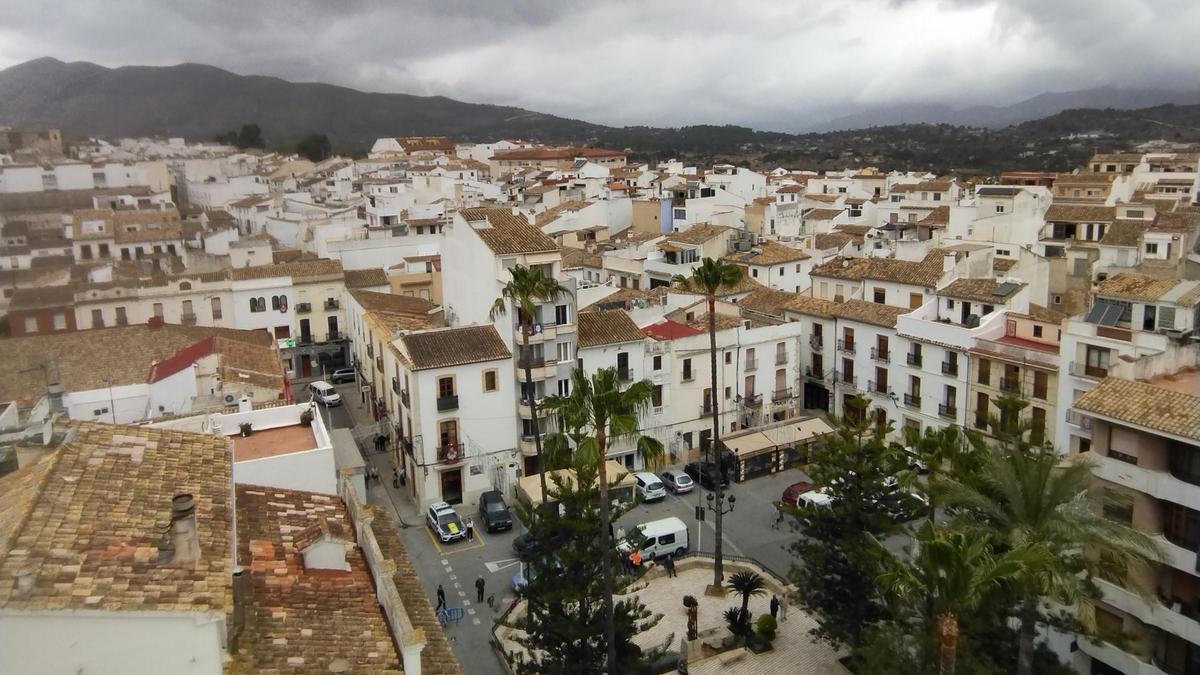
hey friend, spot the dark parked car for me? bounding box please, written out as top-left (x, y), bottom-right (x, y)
top-left (478, 490), bottom-right (513, 532)
top-left (683, 461), bottom-right (729, 490)
top-left (512, 532), bottom-right (538, 558)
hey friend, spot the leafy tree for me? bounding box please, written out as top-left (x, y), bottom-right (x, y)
top-left (875, 522), bottom-right (1037, 675)
top-left (787, 395), bottom-right (908, 650)
top-left (942, 446), bottom-right (1161, 675)
top-left (511, 455), bottom-right (659, 674)
top-left (214, 122), bottom-right (264, 149)
top-left (489, 265), bottom-right (570, 504)
top-left (539, 367), bottom-right (664, 674)
top-left (728, 570), bottom-right (766, 617)
top-left (295, 132), bottom-right (332, 161)
top-left (671, 257), bottom-right (742, 587)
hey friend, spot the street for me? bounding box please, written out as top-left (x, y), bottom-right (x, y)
top-left (314, 377), bottom-right (832, 674)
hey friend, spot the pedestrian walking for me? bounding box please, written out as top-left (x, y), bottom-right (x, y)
top-left (435, 584), bottom-right (446, 611)
top-left (770, 595), bottom-right (780, 620)
top-left (476, 576), bottom-right (486, 603)
top-left (779, 591), bottom-right (789, 621)
top-left (773, 504), bottom-right (785, 529)
top-left (399, 466), bottom-right (407, 486)
top-left (392, 467), bottom-right (400, 489)
top-left (465, 518), bottom-right (475, 541)
top-left (664, 554), bottom-right (677, 578)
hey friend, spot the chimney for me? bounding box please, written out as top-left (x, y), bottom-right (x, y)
top-left (170, 493), bottom-right (201, 566)
top-left (14, 568), bottom-right (36, 598)
top-left (46, 383), bottom-right (64, 414)
top-left (238, 395), bottom-right (253, 413)
top-left (228, 568), bottom-right (249, 652)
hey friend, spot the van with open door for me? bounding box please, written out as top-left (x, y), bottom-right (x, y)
top-left (308, 380), bottom-right (342, 406)
top-left (621, 516), bottom-right (689, 560)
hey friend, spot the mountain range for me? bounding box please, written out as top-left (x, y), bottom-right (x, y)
top-left (1, 57), bottom-right (1198, 161)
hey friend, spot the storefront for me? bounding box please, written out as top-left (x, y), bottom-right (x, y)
top-left (721, 416), bottom-right (834, 483)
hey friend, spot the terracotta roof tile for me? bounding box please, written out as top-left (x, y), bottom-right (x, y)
top-left (459, 207), bottom-right (559, 255)
top-left (1094, 273), bottom-right (1181, 302)
top-left (399, 325), bottom-right (511, 370)
top-left (665, 223), bottom-right (733, 245)
top-left (0, 422), bottom-right (234, 614)
top-left (1045, 204), bottom-right (1116, 222)
top-left (811, 250), bottom-right (947, 287)
top-left (577, 310), bottom-right (646, 348)
top-left (738, 287), bottom-right (838, 319)
top-left (803, 208), bottom-right (844, 220)
top-left (344, 268), bottom-right (389, 289)
top-left (832, 299), bottom-right (910, 328)
top-left (230, 259), bottom-right (343, 281)
top-left (1075, 378), bottom-right (1200, 443)
top-left (936, 278), bottom-right (1025, 303)
top-left (723, 239), bottom-right (810, 266)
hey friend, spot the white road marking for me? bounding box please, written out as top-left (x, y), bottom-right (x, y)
top-left (484, 558), bottom-right (522, 573)
top-left (453, 582), bottom-right (461, 589)
top-left (448, 574), bottom-right (457, 581)
top-left (467, 608), bottom-right (476, 616)
top-left (473, 618), bottom-right (481, 625)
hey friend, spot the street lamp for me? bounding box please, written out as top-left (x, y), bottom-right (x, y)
top-left (706, 491), bottom-right (735, 516)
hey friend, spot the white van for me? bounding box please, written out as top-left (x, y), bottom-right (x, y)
top-left (308, 380), bottom-right (342, 406)
top-left (623, 516), bottom-right (688, 560)
top-left (798, 488), bottom-right (834, 511)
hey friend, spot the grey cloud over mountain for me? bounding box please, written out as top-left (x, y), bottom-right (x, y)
top-left (0, 0), bottom-right (1196, 131)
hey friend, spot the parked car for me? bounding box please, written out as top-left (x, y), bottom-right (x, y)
top-left (478, 490), bottom-right (513, 532)
top-left (780, 481), bottom-right (815, 507)
top-left (683, 461), bottom-right (729, 490)
top-left (633, 471), bottom-right (667, 502)
top-left (330, 368), bottom-right (356, 384)
top-left (618, 516), bottom-right (689, 560)
top-left (308, 380), bottom-right (341, 406)
top-left (425, 501), bottom-right (466, 544)
top-left (512, 532), bottom-right (538, 558)
top-left (658, 469), bottom-right (694, 494)
top-left (797, 488), bottom-right (834, 511)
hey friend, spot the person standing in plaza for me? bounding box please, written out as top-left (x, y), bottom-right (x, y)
top-left (770, 594), bottom-right (780, 620)
top-left (435, 584), bottom-right (446, 611)
top-left (779, 591), bottom-right (789, 621)
top-left (476, 576), bottom-right (486, 602)
top-left (465, 517), bottom-right (475, 541)
top-left (664, 554), bottom-right (677, 578)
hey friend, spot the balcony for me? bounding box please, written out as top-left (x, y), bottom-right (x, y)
top-left (837, 339), bottom-right (856, 355)
top-left (870, 347), bottom-right (890, 362)
top-left (1070, 362), bottom-right (1109, 379)
top-left (682, 370), bottom-right (695, 383)
top-left (999, 377), bottom-right (1022, 394)
top-left (940, 361), bottom-right (958, 376)
top-left (775, 353), bottom-right (787, 366)
top-left (938, 403), bottom-right (958, 418)
top-left (400, 388), bottom-right (410, 408)
top-left (374, 355), bottom-right (383, 372)
top-left (617, 366), bottom-right (633, 382)
top-left (515, 321), bottom-right (558, 343)
top-left (326, 331), bottom-right (342, 342)
top-left (903, 393), bottom-right (922, 408)
top-left (296, 302), bottom-right (312, 314)
top-left (805, 366), bottom-right (828, 383)
top-left (744, 357), bottom-right (757, 372)
top-left (298, 333), bottom-right (313, 345)
top-left (906, 352), bottom-right (922, 367)
top-left (438, 443), bottom-right (464, 464)
top-left (867, 381), bottom-right (892, 397)
top-left (180, 312), bottom-right (197, 325)
top-left (517, 355), bottom-right (546, 370)
top-left (391, 377), bottom-right (401, 395)
top-left (743, 393), bottom-right (763, 407)
top-left (773, 387), bottom-right (793, 400)
top-left (324, 299), bottom-right (340, 310)
top-left (436, 395), bottom-right (459, 412)
top-left (1095, 578), bottom-right (1200, 658)
top-left (838, 374), bottom-right (858, 389)
top-left (809, 335), bottom-right (824, 351)
top-left (700, 404), bottom-right (716, 416)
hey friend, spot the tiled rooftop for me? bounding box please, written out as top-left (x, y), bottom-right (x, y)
top-left (1075, 377), bottom-right (1200, 443)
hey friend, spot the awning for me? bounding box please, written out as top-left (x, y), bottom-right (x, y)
top-left (658, 242), bottom-right (684, 253)
top-left (722, 432), bottom-right (775, 458)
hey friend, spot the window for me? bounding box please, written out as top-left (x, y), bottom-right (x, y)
top-left (653, 355), bottom-right (663, 371)
top-left (978, 358), bottom-right (990, 386)
top-left (555, 304), bottom-right (569, 325)
top-left (933, 192), bottom-right (941, 201)
top-left (724, 386), bottom-right (731, 399)
top-left (683, 358), bottom-right (693, 381)
top-left (1030, 407), bottom-right (1045, 444)
top-left (652, 385), bottom-right (663, 407)
top-left (91, 309), bottom-right (104, 328)
top-left (211, 297), bottom-right (222, 320)
top-left (1103, 487), bottom-right (1135, 525)
top-left (438, 376), bottom-right (456, 398)
top-left (873, 287), bottom-right (885, 304)
top-left (483, 370), bottom-right (498, 393)
top-left (1032, 325), bottom-right (1042, 338)
top-left (841, 357), bottom-right (853, 384)
top-left (795, 264), bottom-right (802, 273)
top-left (556, 341), bottom-right (573, 363)
top-left (53, 313), bottom-right (66, 330)
top-left (557, 378), bottom-right (570, 396)
top-left (1033, 371), bottom-right (1048, 399)
top-left (995, 204), bottom-right (1005, 213)
top-left (909, 292), bottom-right (923, 309)
top-left (116, 306), bottom-right (127, 325)
top-left (724, 351), bottom-right (732, 365)
top-left (1145, 242), bottom-right (1159, 255)
top-left (1085, 345), bottom-right (1110, 377)
top-left (271, 295), bottom-right (281, 310)
top-left (23, 316), bottom-right (37, 333)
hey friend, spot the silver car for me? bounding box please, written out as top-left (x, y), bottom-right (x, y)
top-left (658, 469), bottom-right (694, 494)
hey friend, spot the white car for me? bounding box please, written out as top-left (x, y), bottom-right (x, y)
top-left (658, 469), bottom-right (694, 494)
top-left (633, 471), bottom-right (667, 502)
top-left (425, 501), bottom-right (466, 543)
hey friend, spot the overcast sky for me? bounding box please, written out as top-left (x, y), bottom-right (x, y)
top-left (1, 0), bottom-right (1197, 131)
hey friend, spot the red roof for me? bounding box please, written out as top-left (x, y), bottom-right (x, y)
top-left (642, 319), bottom-right (704, 341)
top-left (148, 337), bottom-right (214, 383)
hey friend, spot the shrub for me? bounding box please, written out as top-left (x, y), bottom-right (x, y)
top-left (239, 422), bottom-right (253, 437)
top-left (300, 408), bottom-right (314, 425)
top-left (682, 595), bottom-right (698, 608)
top-left (755, 614), bottom-right (777, 643)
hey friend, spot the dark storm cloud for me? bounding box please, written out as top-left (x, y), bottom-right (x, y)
top-left (0, 0), bottom-right (1196, 131)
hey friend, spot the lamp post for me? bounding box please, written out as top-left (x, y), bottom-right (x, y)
top-left (705, 488), bottom-right (736, 560)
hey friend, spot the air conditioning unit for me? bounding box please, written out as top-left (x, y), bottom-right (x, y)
top-left (224, 393), bottom-right (236, 404)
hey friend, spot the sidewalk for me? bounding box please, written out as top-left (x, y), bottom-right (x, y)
top-left (337, 383), bottom-right (425, 528)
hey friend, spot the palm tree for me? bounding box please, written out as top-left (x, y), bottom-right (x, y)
top-left (728, 570), bottom-right (767, 617)
top-left (942, 447), bottom-right (1161, 675)
top-left (672, 257), bottom-right (742, 588)
top-left (490, 264), bottom-right (570, 504)
top-left (876, 522), bottom-right (1035, 675)
top-left (540, 366), bottom-right (665, 674)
